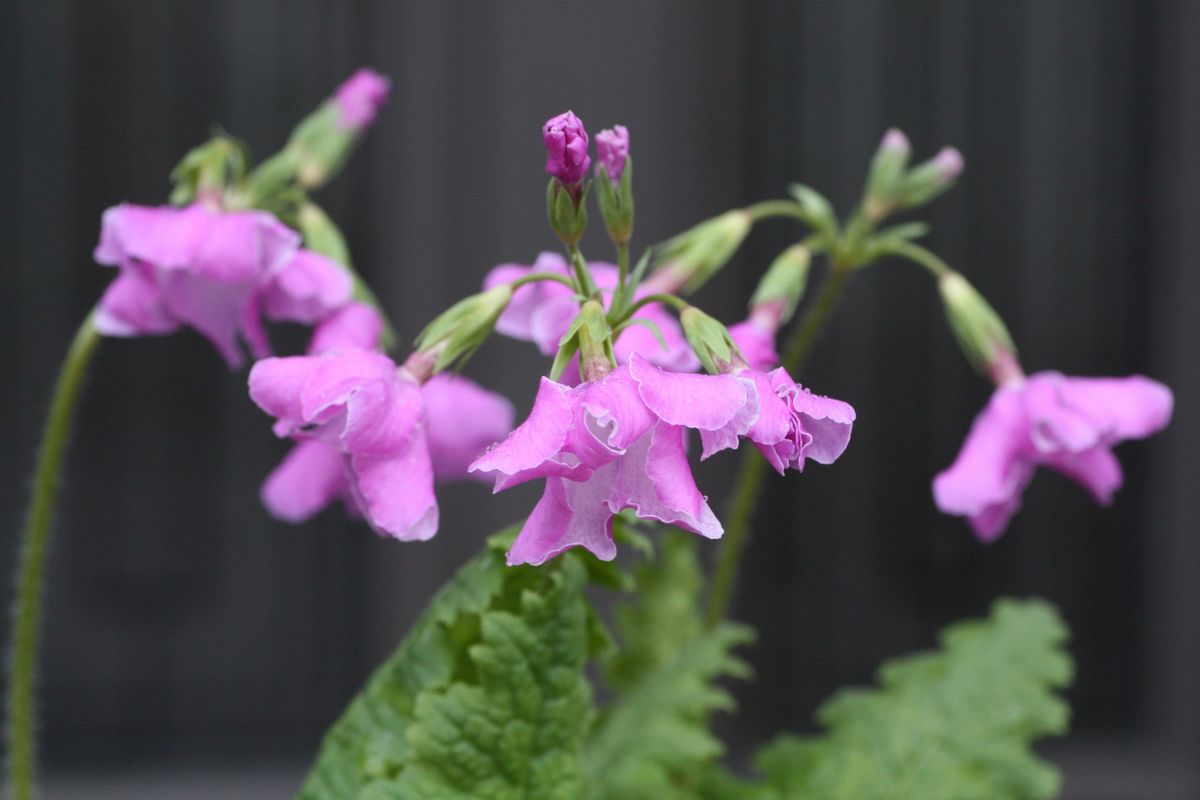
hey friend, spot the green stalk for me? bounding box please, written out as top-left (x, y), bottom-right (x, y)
top-left (704, 264), bottom-right (852, 627)
top-left (6, 314), bottom-right (101, 800)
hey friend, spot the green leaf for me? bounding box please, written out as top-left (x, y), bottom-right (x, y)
top-left (753, 598), bottom-right (1073, 800)
top-left (368, 556), bottom-right (593, 800)
top-left (586, 531), bottom-right (754, 800)
top-left (296, 530), bottom-right (594, 800)
top-left (586, 623), bottom-right (753, 800)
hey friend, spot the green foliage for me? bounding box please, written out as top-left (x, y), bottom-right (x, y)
top-left (298, 524), bottom-right (1073, 800)
top-left (586, 531), bottom-right (754, 800)
top-left (751, 599), bottom-right (1073, 800)
top-left (297, 531), bottom-right (592, 800)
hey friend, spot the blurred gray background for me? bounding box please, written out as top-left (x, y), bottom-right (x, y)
top-left (1, 1), bottom-right (1197, 797)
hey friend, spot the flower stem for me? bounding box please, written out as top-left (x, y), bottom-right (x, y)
top-left (704, 264), bottom-right (852, 627)
top-left (743, 199), bottom-right (807, 223)
top-left (6, 314), bottom-right (101, 800)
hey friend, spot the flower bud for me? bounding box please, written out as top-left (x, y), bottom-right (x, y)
top-left (595, 125), bottom-right (634, 246)
top-left (595, 125), bottom-right (629, 183)
top-left (896, 146), bottom-right (964, 209)
top-left (681, 306), bottom-right (742, 375)
top-left (652, 210), bottom-right (752, 293)
top-left (245, 68), bottom-right (391, 198)
top-left (333, 68), bottom-right (391, 131)
top-left (938, 271), bottom-right (1017, 381)
top-left (169, 136), bottom-right (249, 207)
top-left (547, 178), bottom-right (590, 246)
top-left (749, 244), bottom-right (810, 327)
top-left (863, 128), bottom-right (912, 220)
top-left (543, 111), bottom-right (591, 185)
top-left (416, 285), bottom-right (513, 372)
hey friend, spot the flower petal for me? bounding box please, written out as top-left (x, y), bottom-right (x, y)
top-left (348, 425), bottom-right (438, 541)
top-left (507, 471), bottom-right (620, 566)
top-left (619, 425), bottom-right (722, 539)
top-left (629, 353), bottom-right (755, 433)
top-left (93, 266), bottom-right (179, 337)
top-left (422, 374), bottom-right (515, 481)
top-left (469, 377), bottom-right (580, 489)
top-left (729, 318), bottom-right (780, 371)
top-left (932, 386), bottom-right (1032, 539)
top-left (1053, 374), bottom-right (1175, 444)
top-left (248, 356), bottom-right (320, 428)
top-left (308, 302), bottom-right (385, 354)
top-left (261, 439), bottom-right (349, 523)
top-left (262, 249), bottom-right (354, 324)
top-left (1042, 445), bottom-right (1124, 505)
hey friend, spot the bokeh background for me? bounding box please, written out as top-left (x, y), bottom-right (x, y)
top-left (2, 1), bottom-right (1197, 797)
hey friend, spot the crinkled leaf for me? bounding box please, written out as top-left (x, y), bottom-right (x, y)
top-left (297, 529), bottom-right (593, 800)
top-left (356, 555), bottom-right (592, 800)
top-left (753, 598), bottom-right (1073, 800)
top-left (587, 530), bottom-right (753, 800)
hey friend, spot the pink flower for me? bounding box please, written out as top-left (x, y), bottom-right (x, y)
top-left (484, 252), bottom-right (700, 374)
top-left (250, 345), bottom-right (513, 537)
top-left (250, 338), bottom-right (513, 538)
top-left (733, 367), bottom-right (855, 474)
top-left (470, 353), bottom-right (758, 565)
top-left (543, 111), bottom-right (591, 184)
top-left (933, 372), bottom-right (1173, 541)
top-left (595, 125), bottom-right (630, 183)
top-left (333, 68), bottom-right (391, 131)
top-left (94, 203), bottom-right (352, 367)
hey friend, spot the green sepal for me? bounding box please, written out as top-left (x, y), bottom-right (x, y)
top-left (653, 210), bottom-right (752, 293)
top-left (938, 271), bottom-right (1017, 376)
top-left (547, 178), bottom-right (591, 246)
top-left (862, 131), bottom-right (911, 220)
top-left (786, 184), bottom-right (839, 243)
top-left (416, 285), bottom-right (513, 372)
top-left (749, 244), bottom-right (810, 325)
top-left (169, 134), bottom-right (249, 206)
top-left (680, 306), bottom-right (739, 374)
top-left (597, 156), bottom-right (634, 246)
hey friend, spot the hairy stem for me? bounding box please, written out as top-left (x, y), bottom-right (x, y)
top-left (704, 264), bottom-right (852, 627)
top-left (6, 315), bottom-right (101, 800)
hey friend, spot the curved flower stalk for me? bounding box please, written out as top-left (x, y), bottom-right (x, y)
top-left (5, 67), bottom-right (393, 800)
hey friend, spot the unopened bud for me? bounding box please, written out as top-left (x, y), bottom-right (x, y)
top-left (897, 146), bottom-right (964, 209)
top-left (595, 125), bottom-right (634, 246)
top-left (416, 285), bottom-right (513, 372)
top-left (543, 111), bottom-right (591, 185)
top-left (681, 306), bottom-right (742, 375)
top-left (653, 210), bottom-right (752, 293)
top-left (244, 68), bottom-right (391, 198)
top-left (938, 271), bottom-right (1017, 381)
top-left (749, 244), bottom-right (810, 327)
top-left (169, 136), bottom-right (249, 207)
top-left (863, 128), bottom-right (913, 220)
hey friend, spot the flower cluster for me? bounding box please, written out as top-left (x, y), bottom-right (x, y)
top-left (471, 354), bottom-right (853, 565)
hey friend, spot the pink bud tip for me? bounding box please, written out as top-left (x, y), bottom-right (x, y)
top-left (595, 124), bottom-right (630, 182)
top-left (933, 147), bottom-right (965, 184)
top-left (334, 68), bottom-right (391, 131)
top-left (881, 128), bottom-right (911, 155)
top-left (543, 110), bottom-right (591, 184)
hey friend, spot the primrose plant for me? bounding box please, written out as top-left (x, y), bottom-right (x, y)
top-left (5, 70), bottom-right (1173, 800)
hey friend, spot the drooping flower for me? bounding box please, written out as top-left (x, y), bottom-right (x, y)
top-left (543, 111), bottom-right (591, 184)
top-left (470, 353), bottom-right (758, 565)
top-left (333, 68), bottom-right (391, 131)
top-left (484, 252), bottom-right (699, 374)
top-left (735, 367), bottom-right (855, 474)
top-left (94, 203), bottom-right (352, 367)
top-left (933, 371), bottom-right (1173, 541)
top-left (595, 125), bottom-right (630, 183)
top-left (251, 338), bottom-right (513, 537)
